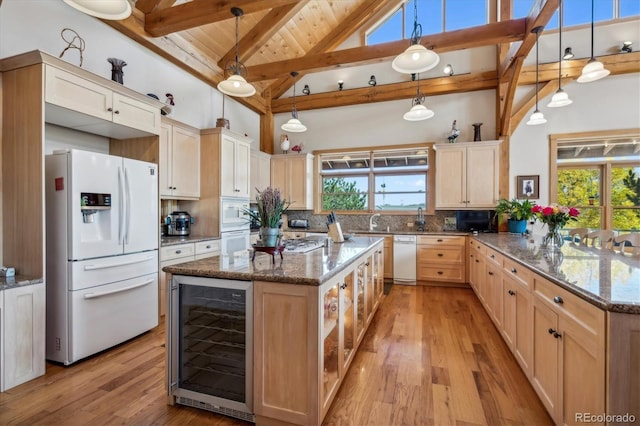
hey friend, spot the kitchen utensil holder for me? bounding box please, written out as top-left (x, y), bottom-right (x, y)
top-left (328, 223), bottom-right (344, 243)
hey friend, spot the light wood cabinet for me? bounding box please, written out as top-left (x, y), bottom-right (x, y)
top-left (484, 247), bottom-right (503, 327)
top-left (250, 150), bottom-right (271, 200)
top-left (271, 153), bottom-right (314, 210)
top-left (434, 141), bottom-right (500, 209)
top-left (159, 119), bottom-right (200, 199)
top-left (416, 235), bottom-right (466, 285)
top-left (468, 239), bottom-right (485, 298)
top-left (502, 258), bottom-right (533, 376)
top-left (2, 283), bottom-right (46, 391)
top-left (383, 235), bottom-right (393, 280)
top-left (221, 133), bottom-right (251, 198)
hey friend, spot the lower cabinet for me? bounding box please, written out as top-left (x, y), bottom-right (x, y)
top-left (1, 283), bottom-right (46, 391)
top-left (502, 258), bottom-right (533, 376)
top-left (484, 247), bottom-right (503, 328)
top-left (383, 235), bottom-right (393, 280)
top-left (253, 242), bottom-right (383, 425)
top-left (417, 235), bottom-right (466, 285)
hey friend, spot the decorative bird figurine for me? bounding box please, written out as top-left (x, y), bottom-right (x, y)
top-left (291, 143), bottom-right (304, 153)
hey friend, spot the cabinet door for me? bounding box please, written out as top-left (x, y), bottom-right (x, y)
top-left (466, 144), bottom-right (499, 207)
top-left (112, 92), bottom-right (160, 135)
top-left (531, 297), bottom-right (560, 423)
top-left (221, 135), bottom-right (238, 197)
top-left (288, 156), bottom-right (308, 209)
top-left (270, 157), bottom-right (288, 199)
top-left (513, 284), bottom-right (532, 376)
top-left (250, 150), bottom-right (271, 200)
top-left (235, 140), bottom-right (251, 199)
top-left (383, 236), bottom-right (393, 280)
top-left (321, 282), bottom-right (340, 408)
top-left (340, 271), bottom-right (355, 371)
top-left (435, 147), bottom-right (466, 209)
top-left (3, 283), bottom-right (46, 391)
top-left (485, 261), bottom-right (502, 327)
top-left (159, 123), bottom-right (173, 197)
top-left (171, 125), bottom-right (200, 198)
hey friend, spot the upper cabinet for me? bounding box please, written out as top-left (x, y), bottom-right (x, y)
top-left (435, 140), bottom-right (501, 209)
top-left (220, 133), bottom-right (251, 199)
top-left (159, 119), bottom-right (200, 200)
top-left (250, 149), bottom-right (271, 200)
top-left (271, 153), bottom-right (314, 210)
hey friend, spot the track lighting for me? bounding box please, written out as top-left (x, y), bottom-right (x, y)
top-left (621, 41), bottom-right (633, 53)
top-left (302, 84), bottom-right (310, 95)
top-left (338, 80), bottom-right (344, 91)
top-left (443, 64), bottom-right (453, 76)
top-left (563, 47), bottom-right (574, 60)
top-left (368, 75), bottom-right (377, 86)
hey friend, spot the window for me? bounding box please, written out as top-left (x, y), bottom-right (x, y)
top-left (316, 145), bottom-right (435, 214)
top-left (365, 0), bottom-right (489, 46)
top-left (514, 0), bottom-right (636, 30)
top-left (551, 133), bottom-right (640, 233)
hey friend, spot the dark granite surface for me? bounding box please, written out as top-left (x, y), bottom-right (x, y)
top-left (474, 233), bottom-right (640, 314)
top-left (161, 235), bottom-right (220, 247)
top-left (287, 227), bottom-right (470, 236)
top-left (163, 236), bottom-right (383, 286)
top-left (0, 275), bottom-right (44, 292)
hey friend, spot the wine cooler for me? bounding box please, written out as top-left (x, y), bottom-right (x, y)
top-left (168, 275), bottom-right (254, 422)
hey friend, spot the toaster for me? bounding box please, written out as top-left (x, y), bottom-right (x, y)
top-left (288, 219), bottom-right (309, 229)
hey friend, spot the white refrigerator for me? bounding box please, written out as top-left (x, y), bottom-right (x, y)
top-left (45, 149), bottom-right (159, 365)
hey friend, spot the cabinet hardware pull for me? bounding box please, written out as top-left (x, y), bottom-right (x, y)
top-left (206, 245), bottom-right (211, 249)
top-left (553, 296), bottom-right (564, 304)
top-left (511, 268), bottom-right (517, 273)
top-left (470, 254), bottom-right (474, 258)
top-left (340, 283), bottom-right (347, 290)
top-left (175, 250), bottom-right (182, 254)
top-left (437, 253), bottom-right (443, 257)
top-left (365, 262), bottom-right (370, 266)
top-left (553, 332), bottom-right (562, 339)
top-left (114, 110), bottom-right (120, 114)
top-left (437, 239), bottom-right (443, 242)
top-left (488, 271), bottom-right (494, 275)
top-left (548, 328), bottom-right (556, 334)
top-left (437, 271), bottom-right (443, 275)
top-left (490, 254), bottom-right (495, 259)
top-left (107, 107), bottom-right (113, 112)
top-left (508, 290), bottom-right (515, 296)
top-left (475, 259), bottom-right (479, 263)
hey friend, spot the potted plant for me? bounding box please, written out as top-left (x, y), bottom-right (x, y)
top-left (245, 186), bottom-right (291, 247)
top-left (494, 198), bottom-right (535, 233)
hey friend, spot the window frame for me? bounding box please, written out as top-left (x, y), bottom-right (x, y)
top-left (314, 143), bottom-right (436, 215)
top-left (550, 129), bottom-right (640, 232)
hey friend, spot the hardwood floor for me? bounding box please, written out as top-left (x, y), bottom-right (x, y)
top-left (0, 285), bottom-right (552, 426)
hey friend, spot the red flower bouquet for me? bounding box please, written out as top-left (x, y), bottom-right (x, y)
top-left (532, 204), bottom-right (580, 248)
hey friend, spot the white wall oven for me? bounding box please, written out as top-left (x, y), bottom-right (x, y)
top-left (220, 197), bottom-right (250, 256)
top-left (168, 275), bottom-right (254, 422)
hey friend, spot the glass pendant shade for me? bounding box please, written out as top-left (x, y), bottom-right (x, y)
top-left (281, 118), bottom-right (307, 132)
top-left (548, 89), bottom-right (573, 108)
top-left (577, 59), bottom-right (610, 83)
top-left (526, 110), bottom-right (547, 125)
top-left (403, 104), bottom-right (434, 121)
top-left (217, 74), bottom-right (256, 97)
top-left (392, 44), bottom-right (440, 74)
top-left (63, 0), bottom-right (131, 20)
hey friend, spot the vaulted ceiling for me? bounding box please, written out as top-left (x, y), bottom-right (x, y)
top-left (104, 0), bottom-right (639, 145)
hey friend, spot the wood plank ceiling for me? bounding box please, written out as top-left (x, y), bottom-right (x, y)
top-left (103, 0), bottom-right (639, 139)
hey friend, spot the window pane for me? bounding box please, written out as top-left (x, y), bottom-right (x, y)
top-left (408, 0), bottom-right (442, 37)
top-left (513, 0), bottom-right (534, 18)
top-left (612, 166), bottom-right (640, 231)
top-left (322, 176), bottom-right (368, 211)
top-left (620, 0), bottom-right (640, 17)
top-left (374, 174), bottom-right (426, 211)
top-left (558, 167), bottom-right (601, 207)
top-left (367, 9), bottom-right (402, 45)
top-left (567, 207), bottom-right (602, 230)
top-left (322, 152), bottom-right (371, 173)
top-left (373, 149), bottom-right (429, 171)
top-left (445, 0), bottom-right (487, 31)
top-left (564, 0), bottom-right (613, 26)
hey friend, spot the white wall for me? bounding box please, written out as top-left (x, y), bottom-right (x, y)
top-left (0, 0), bottom-right (260, 139)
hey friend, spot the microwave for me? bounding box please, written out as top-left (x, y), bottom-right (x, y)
top-left (220, 198), bottom-right (250, 232)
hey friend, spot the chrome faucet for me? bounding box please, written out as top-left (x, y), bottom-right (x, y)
top-left (369, 213), bottom-right (381, 231)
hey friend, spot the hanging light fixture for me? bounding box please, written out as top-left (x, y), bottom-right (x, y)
top-left (63, 0), bottom-right (132, 20)
top-left (527, 27), bottom-right (547, 126)
top-left (392, 0), bottom-right (439, 74)
top-left (217, 7), bottom-right (256, 97)
top-left (281, 72), bottom-right (307, 133)
top-left (548, 0), bottom-right (572, 108)
top-left (577, 0), bottom-right (610, 83)
top-left (403, 74), bottom-right (434, 121)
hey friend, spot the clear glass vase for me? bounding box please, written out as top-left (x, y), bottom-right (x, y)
top-left (542, 224), bottom-right (564, 250)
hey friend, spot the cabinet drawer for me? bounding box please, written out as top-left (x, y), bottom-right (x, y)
top-left (418, 264), bottom-right (465, 282)
top-left (195, 239), bottom-right (220, 256)
top-left (418, 246), bottom-right (464, 263)
top-left (418, 235), bottom-right (465, 246)
top-left (503, 257), bottom-right (532, 289)
top-left (534, 276), bottom-right (605, 334)
top-left (470, 238), bottom-right (485, 255)
top-left (485, 247), bottom-right (502, 267)
top-left (160, 243), bottom-right (195, 261)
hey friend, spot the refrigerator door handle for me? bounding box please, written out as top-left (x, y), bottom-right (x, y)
top-left (118, 167), bottom-right (125, 244)
top-left (83, 255), bottom-right (156, 270)
top-left (124, 167), bottom-right (132, 245)
top-left (83, 278), bottom-right (154, 299)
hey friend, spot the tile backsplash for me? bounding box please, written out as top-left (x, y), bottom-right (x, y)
top-left (286, 210), bottom-right (457, 232)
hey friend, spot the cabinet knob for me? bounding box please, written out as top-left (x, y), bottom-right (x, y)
top-left (340, 283), bottom-right (347, 290)
top-left (175, 250), bottom-right (182, 254)
top-left (107, 107), bottom-right (113, 112)
top-left (206, 245), bottom-right (211, 249)
top-left (508, 290), bottom-right (515, 296)
top-left (511, 268), bottom-right (517, 273)
top-left (553, 332), bottom-right (562, 339)
top-left (548, 328), bottom-right (556, 334)
top-left (553, 296), bottom-right (564, 304)
top-left (114, 110), bottom-right (120, 114)
top-left (437, 253), bottom-right (443, 257)
top-left (475, 259), bottom-right (479, 263)
top-left (365, 262), bottom-right (370, 266)
top-left (437, 271), bottom-right (443, 275)
top-left (437, 239), bottom-right (443, 242)
top-left (470, 254), bottom-right (474, 258)
top-left (488, 271), bottom-right (494, 276)
top-left (490, 254), bottom-right (495, 259)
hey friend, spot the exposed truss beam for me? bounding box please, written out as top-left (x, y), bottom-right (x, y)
top-left (134, 0), bottom-right (173, 14)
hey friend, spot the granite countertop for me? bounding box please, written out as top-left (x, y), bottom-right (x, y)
top-left (0, 275), bottom-right (43, 291)
top-left (163, 236), bottom-right (383, 286)
top-left (474, 233), bottom-right (640, 314)
top-left (161, 235), bottom-right (220, 247)
top-left (284, 227), bottom-right (469, 236)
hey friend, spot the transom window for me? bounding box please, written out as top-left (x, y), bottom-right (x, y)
top-left (551, 133), bottom-right (640, 233)
top-left (316, 145), bottom-right (435, 214)
top-left (514, 0), bottom-right (639, 29)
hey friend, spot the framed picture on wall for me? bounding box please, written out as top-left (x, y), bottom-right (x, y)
top-left (516, 175), bottom-right (539, 199)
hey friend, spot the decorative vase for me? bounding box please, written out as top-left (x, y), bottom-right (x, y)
top-left (107, 57), bottom-right (126, 84)
top-left (507, 219), bottom-right (527, 234)
top-left (260, 227), bottom-right (280, 247)
top-left (542, 224), bottom-right (564, 250)
top-left (472, 122), bottom-right (483, 141)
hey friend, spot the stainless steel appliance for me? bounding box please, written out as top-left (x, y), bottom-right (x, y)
top-left (283, 237), bottom-right (324, 253)
top-left (167, 211), bottom-right (191, 236)
top-left (288, 219), bottom-right (309, 229)
top-left (168, 275), bottom-right (254, 422)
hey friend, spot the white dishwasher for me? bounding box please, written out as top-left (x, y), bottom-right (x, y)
top-left (393, 235), bottom-right (417, 285)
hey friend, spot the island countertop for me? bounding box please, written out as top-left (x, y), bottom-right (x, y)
top-left (474, 233), bottom-right (640, 314)
top-left (162, 236), bottom-right (383, 285)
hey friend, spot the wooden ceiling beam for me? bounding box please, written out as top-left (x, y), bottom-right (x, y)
top-left (510, 80), bottom-right (558, 130)
top-left (271, 71), bottom-right (498, 113)
top-left (252, 19), bottom-right (525, 82)
top-left (144, 0), bottom-right (298, 37)
top-left (217, 1), bottom-right (310, 69)
top-left (134, 0), bottom-right (173, 14)
top-left (499, 56), bottom-right (524, 136)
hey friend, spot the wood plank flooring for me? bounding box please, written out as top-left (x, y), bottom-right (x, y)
top-left (0, 285), bottom-right (552, 426)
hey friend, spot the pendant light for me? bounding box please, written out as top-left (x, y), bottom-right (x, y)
top-left (527, 27), bottom-right (547, 126)
top-left (548, 0), bottom-right (572, 108)
top-left (577, 0), bottom-right (610, 83)
top-left (217, 7), bottom-right (256, 98)
top-left (403, 74), bottom-right (434, 121)
top-left (392, 0), bottom-right (439, 74)
top-left (281, 72), bottom-right (307, 133)
top-left (63, 0), bottom-right (131, 20)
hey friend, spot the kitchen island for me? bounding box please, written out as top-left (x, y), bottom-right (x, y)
top-left (470, 233), bottom-right (639, 425)
top-left (163, 236), bottom-right (385, 425)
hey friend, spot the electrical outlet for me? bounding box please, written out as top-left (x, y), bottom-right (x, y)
top-left (407, 222), bottom-right (414, 227)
